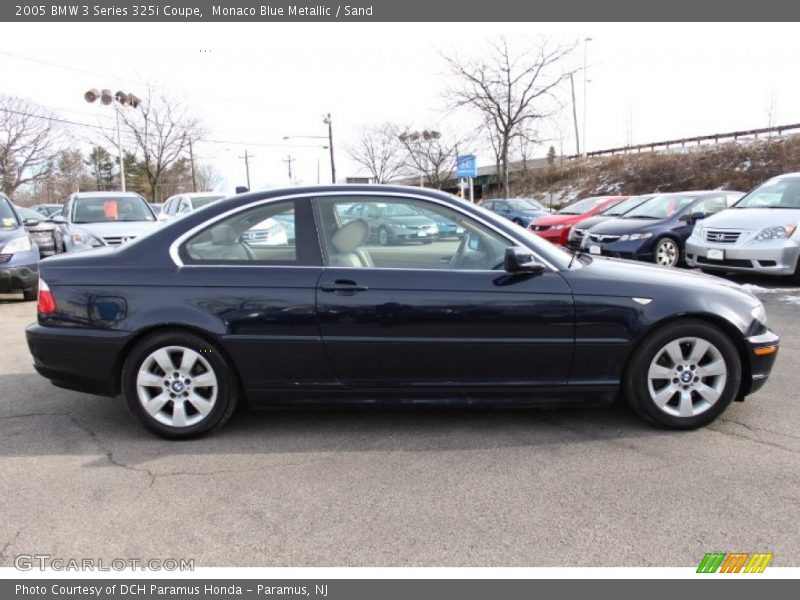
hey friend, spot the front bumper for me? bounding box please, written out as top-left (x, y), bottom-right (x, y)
top-left (744, 329), bottom-right (780, 395)
top-left (531, 227), bottom-right (570, 246)
top-left (685, 238), bottom-right (800, 275)
top-left (26, 323), bottom-right (131, 396)
top-left (581, 237), bottom-right (655, 262)
top-left (0, 259), bottom-right (38, 293)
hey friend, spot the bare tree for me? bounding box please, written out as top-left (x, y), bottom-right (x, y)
top-left (444, 37), bottom-right (577, 198)
top-left (0, 95), bottom-right (61, 198)
top-left (397, 129), bottom-right (461, 189)
top-left (347, 123), bottom-right (405, 183)
top-left (195, 163), bottom-right (222, 191)
top-left (114, 87), bottom-right (204, 202)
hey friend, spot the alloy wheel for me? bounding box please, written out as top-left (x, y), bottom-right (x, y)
top-left (646, 336), bottom-right (727, 418)
top-left (655, 238), bottom-right (679, 267)
top-left (135, 346), bottom-right (218, 428)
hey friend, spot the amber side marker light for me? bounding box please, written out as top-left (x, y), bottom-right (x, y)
top-left (753, 346), bottom-right (778, 356)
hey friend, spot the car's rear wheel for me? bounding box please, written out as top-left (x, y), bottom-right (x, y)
top-left (654, 237), bottom-right (680, 267)
top-left (122, 331), bottom-right (238, 438)
top-left (624, 319), bottom-right (741, 429)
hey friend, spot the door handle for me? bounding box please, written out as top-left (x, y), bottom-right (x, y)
top-left (320, 280), bottom-right (369, 293)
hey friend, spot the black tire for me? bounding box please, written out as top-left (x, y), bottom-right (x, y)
top-left (377, 226), bottom-right (392, 246)
top-left (623, 319), bottom-right (741, 429)
top-left (22, 285), bottom-right (38, 302)
top-left (121, 331), bottom-right (239, 439)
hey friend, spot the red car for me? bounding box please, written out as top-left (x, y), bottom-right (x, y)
top-left (529, 196), bottom-right (627, 246)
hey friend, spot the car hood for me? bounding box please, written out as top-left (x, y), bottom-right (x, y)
top-left (0, 225), bottom-right (26, 245)
top-left (388, 216), bottom-right (435, 226)
top-left (532, 213), bottom-right (583, 226)
top-left (587, 217), bottom-right (667, 235)
top-left (569, 255), bottom-right (759, 305)
top-left (572, 215), bottom-right (611, 231)
top-left (75, 221), bottom-right (161, 238)
top-left (702, 207), bottom-right (800, 230)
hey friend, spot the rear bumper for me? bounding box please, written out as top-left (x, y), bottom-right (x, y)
top-left (0, 262), bottom-right (38, 293)
top-left (531, 228), bottom-right (570, 246)
top-left (26, 323), bottom-right (131, 396)
top-left (744, 329), bottom-right (780, 395)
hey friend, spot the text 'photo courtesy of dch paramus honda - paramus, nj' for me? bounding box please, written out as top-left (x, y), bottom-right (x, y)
top-left (24, 185), bottom-right (779, 439)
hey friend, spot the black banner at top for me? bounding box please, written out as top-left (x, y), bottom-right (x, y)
top-left (3, 0), bottom-right (800, 22)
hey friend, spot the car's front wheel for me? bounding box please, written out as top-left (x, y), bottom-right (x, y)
top-left (122, 331), bottom-right (239, 438)
top-left (624, 319), bottom-right (741, 429)
top-left (654, 237), bottom-right (680, 267)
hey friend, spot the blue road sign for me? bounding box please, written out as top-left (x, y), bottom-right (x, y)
top-left (456, 154), bottom-right (477, 178)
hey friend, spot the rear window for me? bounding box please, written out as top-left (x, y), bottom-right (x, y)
top-left (72, 196), bottom-right (155, 223)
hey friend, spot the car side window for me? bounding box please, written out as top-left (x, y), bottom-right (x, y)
top-left (314, 196), bottom-right (511, 271)
top-left (181, 200), bottom-right (303, 265)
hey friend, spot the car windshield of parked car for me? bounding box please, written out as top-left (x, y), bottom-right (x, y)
top-left (507, 199), bottom-right (541, 211)
top-left (14, 206), bottom-right (42, 220)
top-left (190, 195), bottom-right (225, 209)
top-left (622, 194), bottom-right (699, 219)
top-left (72, 196), bottom-right (155, 223)
top-left (557, 197), bottom-right (607, 215)
top-left (734, 177), bottom-right (800, 209)
top-left (1, 197), bottom-right (19, 227)
top-left (601, 195), bottom-right (647, 216)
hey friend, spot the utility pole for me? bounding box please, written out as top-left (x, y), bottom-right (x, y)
top-left (323, 113), bottom-right (336, 183)
top-left (583, 37), bottom-right (592, 157)
top-left (239, 149), bottom-right (253, 190)
top-left (570, 73), bottom-right (580, 155)
top-left (283, 154), bottom-right (296, 184)
top-left (188, 138), bottom-right (197, 192)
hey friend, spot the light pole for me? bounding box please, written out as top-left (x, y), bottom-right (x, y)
top-left (84, 88), bottom-right (140, 192)
top-left (283, 130), bottom-right (334, 184)
top-left (582, 37), bottom-right (592, 157)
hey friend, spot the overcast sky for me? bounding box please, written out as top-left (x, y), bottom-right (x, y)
top-left (1, 22), bottom-right (798, 194)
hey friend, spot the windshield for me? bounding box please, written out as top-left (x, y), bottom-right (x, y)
top-left (601, 195), bottom-right (649, 216)
top-left (623, 194), bottom-right (699, 219)
top-left (557, 197), bottom-right (608, 215)
top-left (735, 177), bottom-right (800, 209)
top-left (508, 199), bottom-right (543, 211)
top-left (191, 195), bottom-right (225, 209)
top-left (15, 206), bottom-right (42, 220)
top-left (0, 197), bottom-right (20, 227)
top-left (72, 195), bottom-right (155, 223)
top-left (382, 204), bottom-right (421, 217)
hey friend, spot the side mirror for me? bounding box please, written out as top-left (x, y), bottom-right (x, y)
top-left (23, 218), bottom-right (41, 227)
top-left (504, 246), bottom-right (545, 274)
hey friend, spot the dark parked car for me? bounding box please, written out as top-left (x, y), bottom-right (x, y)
top-left (583, 191), bottom-right (743, 267)
top-left (341, 201), bottom-right (438, 245)
top-left (15, 205), bottom-right (59, 257)
top-left (567, 195), bottom-right (655, 251)
top-left (27, 185), bottom-right (778, 438)
top-left (0, 194), bottom-right (39, 300)
top-left (480, 198), bottom-right (549, 227)
top-left (418, 208), bottom-right (465, 239)
top-left (30, 204), bottom-right (63, 218)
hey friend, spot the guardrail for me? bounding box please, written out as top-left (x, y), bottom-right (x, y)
top-left (567, 123), bottom-right (800, 160)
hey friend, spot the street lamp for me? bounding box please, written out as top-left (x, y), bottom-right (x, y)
top-left (84, 88), bottom-right (140, 192)
top-left (582, 37), bottom-right (592, 157)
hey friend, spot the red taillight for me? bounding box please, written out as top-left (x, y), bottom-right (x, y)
top-left (37, 279), bottom-right (57, 315)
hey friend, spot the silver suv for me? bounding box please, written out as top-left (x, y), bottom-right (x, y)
top-left (686, 173), bottom-right (800, 281)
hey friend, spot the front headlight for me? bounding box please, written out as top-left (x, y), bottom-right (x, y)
top-left (751, 303), bottom-right (768, 327)
top-left (620, 232), bottom-right (653, 241)
top-left (2, 235), bottom-right (32, 254)
top-left (71, 231), bottom-right (104, 247)
top-left (755, 225), bottom-right (797, 241)
top-left (551, 224), bottom-right (566, 230)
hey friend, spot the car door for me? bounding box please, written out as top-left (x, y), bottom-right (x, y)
top-left (313, 194), bottom-right (575, 390)
top-left (175, 197), bottom-right (335, 399)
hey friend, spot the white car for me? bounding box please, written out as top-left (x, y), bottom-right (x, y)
top-left (686, 173), bottom-right (800, 281)
top-left (158, 192), bottom-right (227, 222)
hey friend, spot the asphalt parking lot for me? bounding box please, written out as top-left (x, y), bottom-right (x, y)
top-left (0, 273), bottom-right (798, 568)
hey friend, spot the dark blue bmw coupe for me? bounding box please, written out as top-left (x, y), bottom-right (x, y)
top-left (26, 185), bottom-right (779, 438)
